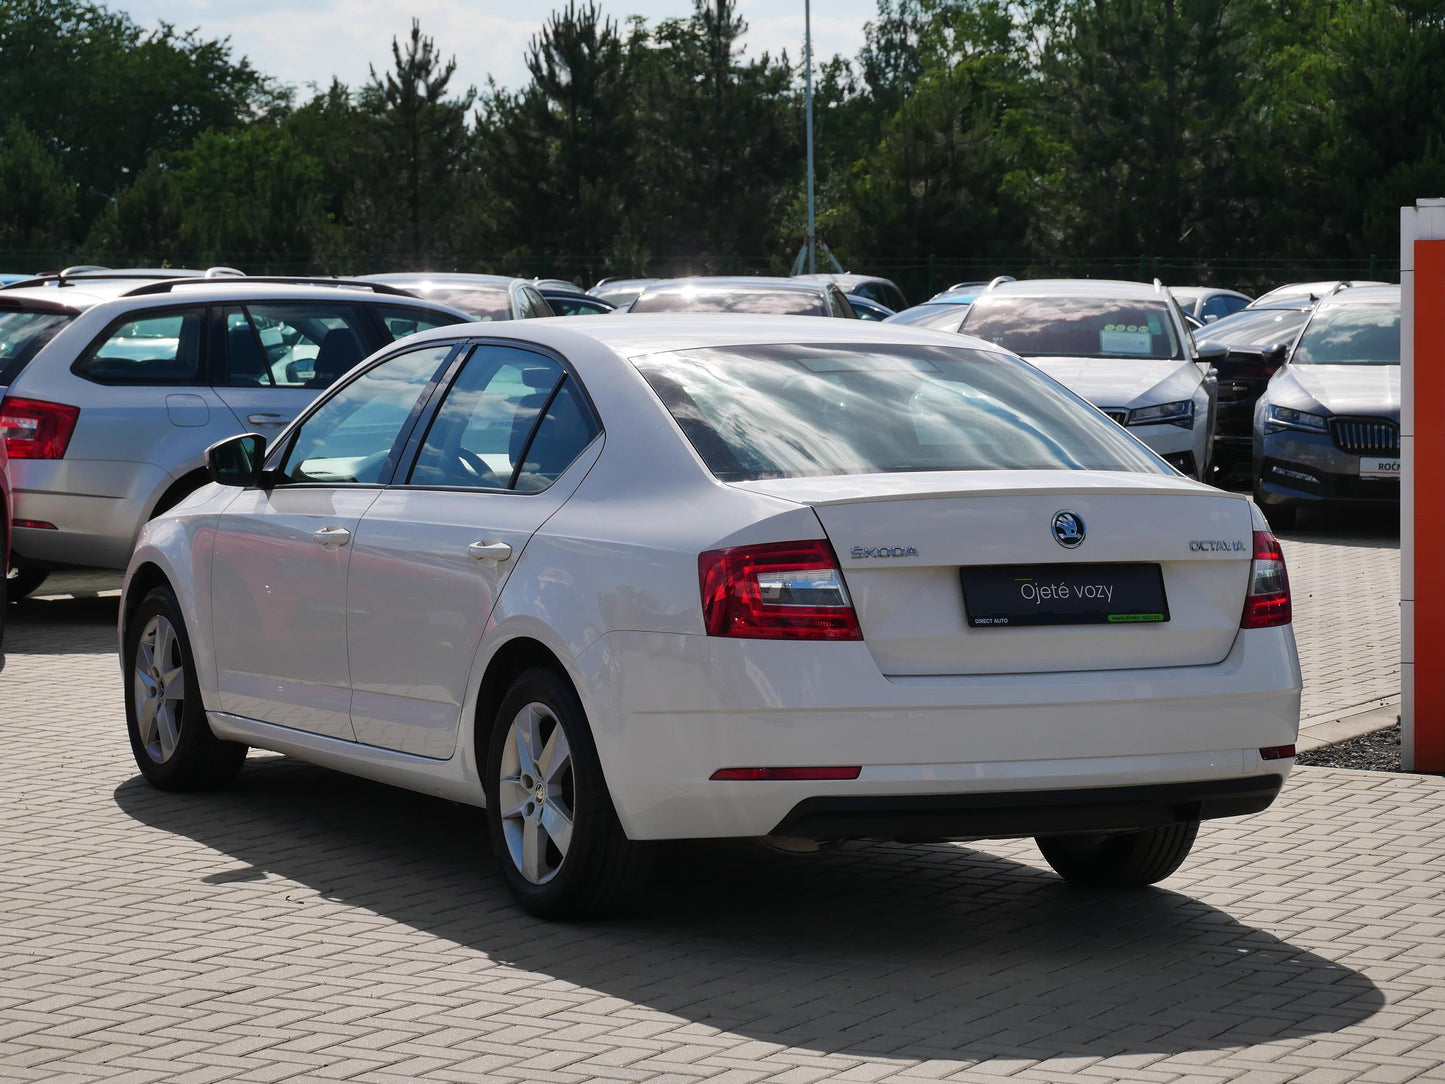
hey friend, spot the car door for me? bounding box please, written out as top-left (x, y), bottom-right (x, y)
top-left (209, 342), bottom-right (457, 739)
top-left (345, 343), bottom-right (602, 757)
top-left (210, 302), bottom-right (374, 435)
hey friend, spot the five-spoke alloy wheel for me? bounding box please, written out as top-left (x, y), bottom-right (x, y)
top-left (498, 701), bottom-right (576, 886)
top-left (485, 667), bottom-right (648, 918)
top-left (124, 586), bottom-right (246, 789)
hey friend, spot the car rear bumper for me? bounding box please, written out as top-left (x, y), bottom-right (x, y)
top-left (771, 774), bottom-right (1284, 841)
top-left (576, 627), bottom-right (1301, 841)
top-left (9, 458), bottom-right (170, 569)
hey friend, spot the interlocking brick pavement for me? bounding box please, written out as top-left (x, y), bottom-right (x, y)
top-left (1277, 508), bottom-right (1400, 723)
top-left (0, 518), bottom-right (1427, 1084)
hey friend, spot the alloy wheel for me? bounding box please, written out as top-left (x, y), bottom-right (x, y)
top-left (133, 614), bottom-right (187, 763)
top-left (498, 701), bottom-right (576, 885)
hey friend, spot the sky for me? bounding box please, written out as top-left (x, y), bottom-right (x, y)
top-left (118, 1), bottom-right (880, 96)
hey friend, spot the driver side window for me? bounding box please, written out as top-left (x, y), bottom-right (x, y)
top-left (277, 344), bottom-right (453, 485)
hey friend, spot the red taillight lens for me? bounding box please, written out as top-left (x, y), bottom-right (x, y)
top-left (1241, 530), bottom-right (1291, 628)
top-left (1, 397), bottom-right (80, 459)
top-left (698, 539), bottom-right (862, 640)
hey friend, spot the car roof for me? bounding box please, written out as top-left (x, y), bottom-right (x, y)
top-left (978, 278), bottom-right (1172, 300)
top-left (1314, 284), bottom-right (1399, 308)
top-left (62, 282), bottom-right (476, 321)
top-left (636, 277), bottom-right (827, 295)
top-left (361, 272), bottom-right (522, 288)
top-left (386, 312), bottom-right (999, 360)
top-left (1254, 279), bottom-right (1390, 303)
top-left (794, 272), bottom-right (897, 288)
top-left (0, 280), bottom-right (145, 311)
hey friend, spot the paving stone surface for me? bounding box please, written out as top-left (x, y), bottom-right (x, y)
top-left (0, 517), bottom-right (1427, 1084)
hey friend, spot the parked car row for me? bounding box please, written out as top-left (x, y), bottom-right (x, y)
top-left (0, 259), bottom-right (1388, 920)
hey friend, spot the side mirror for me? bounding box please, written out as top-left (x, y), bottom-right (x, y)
top-left (1195, 339), bottom-right (1228, 360)
top-left (1262, 341), bottom-right (1289, 367)
top-left (207, 433), bottom-right (267, 488)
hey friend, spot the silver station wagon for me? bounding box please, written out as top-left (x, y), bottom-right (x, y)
top-left (0, 274), bottom-right (471, 594)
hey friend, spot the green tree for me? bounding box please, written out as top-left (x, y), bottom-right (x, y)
top-left (636, 0), bottom-right (800, 260)
top-left (88, 127), bottom-right (336, 272)
top-left (356, 20), bottom-right (478, 267)
top-left (1031, 0), bottom-right (1265, 260)
top-left (0, 120), bottom-right (80, 266)
top-left (482, 2), bottom-right (640, 278)
top-left (0, 0), bottom-right (284, 237)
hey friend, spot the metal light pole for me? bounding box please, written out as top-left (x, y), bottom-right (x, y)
top-left (804, 0), bottom-right (816, 274)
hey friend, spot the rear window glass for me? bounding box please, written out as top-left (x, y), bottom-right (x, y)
top-left (74, 310), bottom-right (204, 385)
top-left (631, 287), bottom-right (826, 316)
top-left (633, 343), bottom-right (1167, 481)
top-left (964, 297), bottom-right (1183, 359)
top-left (1293, 304), bottom-right (1400, 366)
top-left (0, 310), bottom-right (74, 384)
top-left (411, 286), bottom-right (511, 321)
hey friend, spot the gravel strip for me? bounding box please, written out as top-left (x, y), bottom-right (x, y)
top-left (1297, 720), bottom-right (1402, 772)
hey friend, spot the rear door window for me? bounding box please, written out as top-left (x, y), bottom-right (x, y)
top-left (220, 303), bottom-right (370, 389)
top-left (75, 309), bottom-right (205, 385)
top-left (0, 309), bottom-right (74, 385)
top-left (408, 346), bottom-right (598, 491)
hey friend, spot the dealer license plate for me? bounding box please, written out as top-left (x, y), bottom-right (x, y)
top-left (1359, 457), bottom-right (1400, 479)
top-left (961, 564), bottom-right (1169, 628)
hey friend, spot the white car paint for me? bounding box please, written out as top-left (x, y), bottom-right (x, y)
top-left (122, 316), bottom-right (1300, 848)
top-left (1026, 356), bottom-right (1212, 469)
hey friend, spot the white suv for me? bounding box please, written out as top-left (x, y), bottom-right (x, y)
top-left (961, 279), bottom-right (1220, 479)
top-left (0, 274), bottom-right (472, 593)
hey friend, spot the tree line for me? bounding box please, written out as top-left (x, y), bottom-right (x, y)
top-left (1, 0), bottom-right (1440, 299)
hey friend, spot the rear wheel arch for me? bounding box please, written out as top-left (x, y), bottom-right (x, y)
top-left (474, 637), bottom-right (578, 764)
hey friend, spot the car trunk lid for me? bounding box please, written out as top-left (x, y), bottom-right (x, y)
top-left (729, 470), bottom-right (1255, 676)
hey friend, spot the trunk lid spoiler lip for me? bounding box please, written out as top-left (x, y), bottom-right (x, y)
top-left (725, 470), bottom-right (1241, 509)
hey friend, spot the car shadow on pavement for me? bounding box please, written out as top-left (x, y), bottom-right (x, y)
top-left (114, 755), bottom-right (1384, 1063)
top-left (4, 594), bottom-right (120, 658)
top-left (1274, 502), bottom-right (1399, 546)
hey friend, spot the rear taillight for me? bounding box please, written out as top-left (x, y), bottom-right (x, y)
top-left (1, 397), bottom-right (80, 459)
top-left (1241, 530), bottom-right (1291, 628)
top-left (699, 539), bottom-right (862, 640)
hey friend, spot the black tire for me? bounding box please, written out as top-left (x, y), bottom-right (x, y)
top-left (1036, 821), bottom-right (1200, 888)
top-left (484, 666), bottom-right (649, 919)
top-left (6, 562), bottom-right (49, 601)
top-left (0, 538), bottom-right (7, 648)
top-left (123, 585), bottom-right (247, 790)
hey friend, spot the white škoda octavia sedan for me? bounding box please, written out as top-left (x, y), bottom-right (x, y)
top-left (119, 316), bottom-right (1301, 918)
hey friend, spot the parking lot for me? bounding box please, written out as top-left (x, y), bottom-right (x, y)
top-left (3, 512), bottom-right (1437, 1083)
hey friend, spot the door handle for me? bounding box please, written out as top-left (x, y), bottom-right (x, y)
top-left (467, 540), bottom-right (513, 563)
top-left (247, 412), bottom-right (290, 426)
top-left (312, 526), bottom-right (352, 548)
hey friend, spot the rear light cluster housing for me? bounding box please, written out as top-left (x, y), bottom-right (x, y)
top-left (1, 397), bottom-right (79, 460)
top-left (1241, 530), bottom-right (1291, 628)
top-left (698, 539), bottom-right (861, 641)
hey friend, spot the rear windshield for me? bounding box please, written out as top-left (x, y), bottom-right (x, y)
top-left (631, 287), bottom-right (826, 316)
top-left (963, 297), bottom-right (1183, 359)
top-left (0, 310), bottom-right (74, 384)
top-left (412, 285), bottom-right (511, 321)
top-left (633, 343), bottom-right (1167, 481)
top-left (1293, 304), bottom-right (1400, 365)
